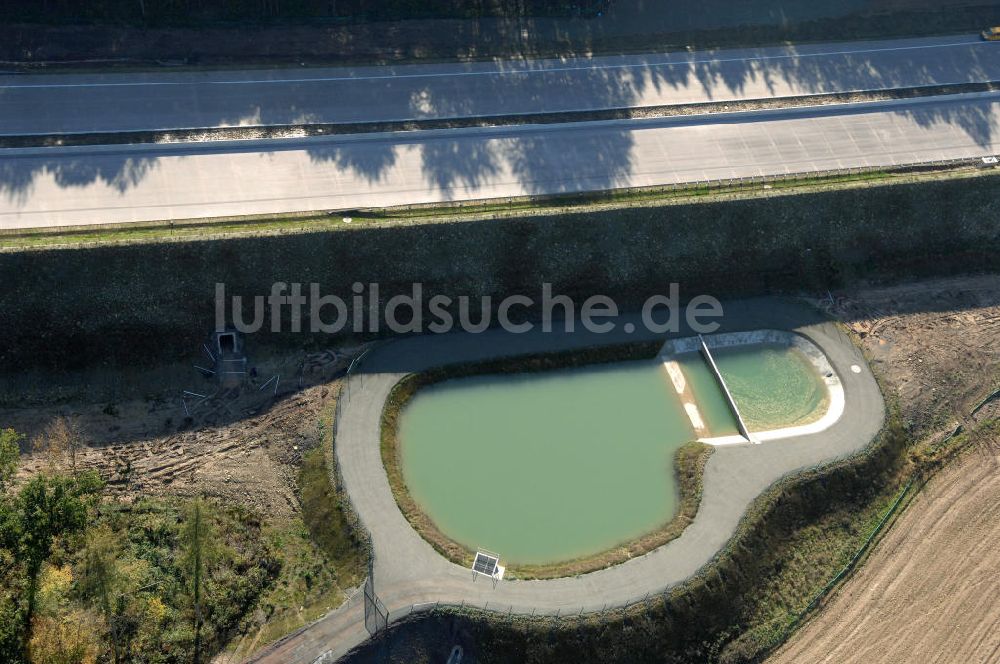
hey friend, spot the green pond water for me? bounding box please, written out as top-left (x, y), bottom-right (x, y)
top-left (397, 345), bottom-right (829, 565)
top-left (678, 343), bottom-right (828, 435)
top-left (398, 361), bottom-right (695, 565)
top-left (675, 354), bottom-right (741, 436)
top-left (713, 344), bottom-right (828, 430)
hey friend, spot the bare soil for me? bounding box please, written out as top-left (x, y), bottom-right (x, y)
top-left (831, 274), bottom-right (1000, 429)
top-left (3, 346), bottom-right (364, 520)
top-left (770, 275), bottom-right (1000, 664)
top-left (4, 275), bottom-right (1000, 661)
top-left (770, 441), bottom-right (1000, 664)
top-left (5, 275), bottom-right (998, 529)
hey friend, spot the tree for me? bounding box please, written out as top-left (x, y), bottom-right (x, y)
top-left (78, 528), bottom-right (124, 664)
top-left (27, 609), bottom-right (100, 664)
top-left (181, 499), bottom-right (214, 664)
top-left (33, 419), bottom-right (83, 476)
top-left (0, 430), bottom-right (24, 661)
top-left (0, 428), bottom-right (22, 494)
top-left (0, 575), bottom-right (23, 664)
top-left (12, 471), bottom-right (103, 659)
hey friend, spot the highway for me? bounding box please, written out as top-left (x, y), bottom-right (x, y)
top-left (2, 93), bottom-right (999, 229)
top-left (1, 35), bottom-right (999, 135)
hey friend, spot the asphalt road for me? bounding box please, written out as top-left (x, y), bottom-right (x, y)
top-left (1, 35), bottom-right (998, 135)
top-left (250, 299), bottom-right (884, 663)
top-left (3, 93), bottom-right (999, 229)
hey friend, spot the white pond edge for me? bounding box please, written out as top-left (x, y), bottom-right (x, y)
top-left (659, 330), bottom-right (845, 447)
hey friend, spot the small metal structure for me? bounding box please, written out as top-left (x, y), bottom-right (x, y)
top-left (181, 330), bottom-right (254, 418)
top-left (211, 329), bottom-right (247, 389)
top-left (472, 550), bottom-right (505, 588)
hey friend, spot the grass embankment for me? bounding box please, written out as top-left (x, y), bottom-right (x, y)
top-left (379, 341), bottom-right (715, 579)
top-left (229, 448), bottom-right (366, 657)
top-left (2, 0), bottom-right (588, 27)
top-left (6, 168), bottom-right (1000, 375)
top-left (228, 401), bottom-right (368, 658)
top-left (0, 165), bottom-right (961, 251)
top-left (359, 404), bottom-right (913, 663)
top-left (353, 326), bottom-right (1000, 663)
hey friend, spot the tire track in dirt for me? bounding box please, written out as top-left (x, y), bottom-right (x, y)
top-left (770, 446), bottom-right (1000, 664)
top-left (5, 348), bottom-right (356, 520)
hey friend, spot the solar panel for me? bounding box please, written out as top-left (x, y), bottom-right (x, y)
top-left (472, 552), bottom-right (498, 576)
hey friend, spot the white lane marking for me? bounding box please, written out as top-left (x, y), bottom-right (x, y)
top-left (1, 38), bottom-right (991, 90)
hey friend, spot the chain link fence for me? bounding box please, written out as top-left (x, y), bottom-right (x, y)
top-left (327, 349), bottom-right (376, 567)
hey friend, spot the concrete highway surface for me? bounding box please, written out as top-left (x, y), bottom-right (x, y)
top-left (2, 93), bottom-right (999, 229)
top-left (1, 35), bottom-right (999, 135)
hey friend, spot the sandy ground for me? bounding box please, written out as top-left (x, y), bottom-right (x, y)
top-left (832, 275), bottom-right (1000, 429)
top-left (770, 276), bottom-right (1000, 664)
top-left (5, 275), bottom-right (998, 521)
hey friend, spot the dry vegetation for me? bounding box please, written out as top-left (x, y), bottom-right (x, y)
top-left (0, 346), bottom-right (371, 661)
top-left (769, 275), bottom-right (1000, 663)
top-left (342, 274), bottom-right (1000, 663)
top-left (770, 433), bottom-right (1000, 664)
top-left (833, 275), bottom-right (1000, 432)
top-left (5, 350), bottom-right (350, 519)
top-left (5, 274), bottom-right (1000, 662)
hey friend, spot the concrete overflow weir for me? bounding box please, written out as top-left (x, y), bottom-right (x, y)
top-left (698, 334), bottom-right (755, 444)
top-left (658, 329), bottom-right (844, 446)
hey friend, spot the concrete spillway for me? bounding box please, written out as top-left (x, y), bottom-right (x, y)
top-left (698, 335), bottom-right (754, 443)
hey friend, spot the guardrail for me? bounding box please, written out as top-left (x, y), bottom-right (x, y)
top-left (363, 154), bottom-right (999, 217)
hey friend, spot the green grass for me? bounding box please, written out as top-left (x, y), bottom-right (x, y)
top-left (1, 0), bottom-right (590, 28)
top-left (298, 446), bottom-right (367, 580)
top-left (349, 329), bottom-right (1000, 664)
top-left (5, 2), bottom-right (999, 72)
top-left (222, 440), bottom-right (367, 660)
top-left (223, 516), bottom-right (350, 659)
top-left (351, 409), bottom-right (917, 663)
top-left (719, 476), bottom-right (909, 660)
